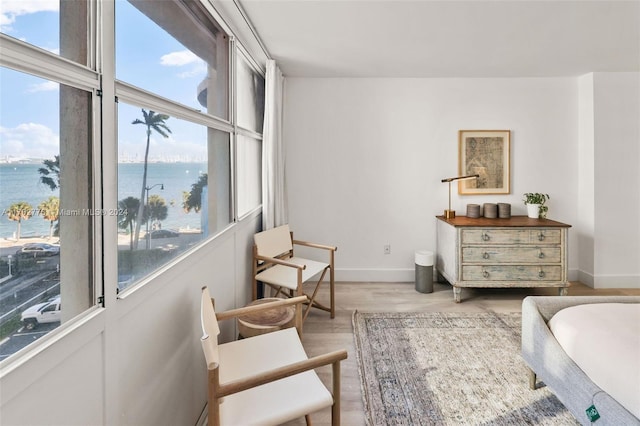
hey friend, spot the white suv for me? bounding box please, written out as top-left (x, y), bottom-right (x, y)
top-left (21, 296), bottom-right (61, 330)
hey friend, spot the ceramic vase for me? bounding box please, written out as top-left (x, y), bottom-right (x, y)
top-left (526, 203), bottom-right (541, 219)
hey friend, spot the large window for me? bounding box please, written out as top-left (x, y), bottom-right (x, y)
top-left (0, 0), bottom-right (97, 361)
top-left (116, 103), bottom-right (231, 289)
top-left (115, 0), bottom-right (233, 290)
top-left (0, 0), bottom-right (264, 362)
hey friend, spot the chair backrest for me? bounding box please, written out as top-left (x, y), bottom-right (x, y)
top-left (200, 286), bottom-right (220, 369)
top-left (254, 224), bottom-right (293, 258)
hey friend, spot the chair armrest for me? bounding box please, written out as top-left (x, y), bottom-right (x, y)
top-left (215, 296), bottom-right (308, 321)
top-left (217, 349), bottom-right (349, 398)
top-left (292, 239), bottom-right (337, 252)
top-left (255, 254), bottom-right (307, 270)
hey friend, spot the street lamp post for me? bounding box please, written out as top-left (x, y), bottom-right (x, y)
top-left (144, 183), bottom-right (164, 249)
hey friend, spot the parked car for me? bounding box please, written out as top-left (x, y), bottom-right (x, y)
top-left (148, 229), bottom-right (179, 239)
top-left (21, 296), bottom-right (61, 330)
top-left (15, 243), bottom-right (60, 258)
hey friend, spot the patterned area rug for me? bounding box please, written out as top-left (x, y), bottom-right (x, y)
top-left (353, 311), bottom-right (578, 425)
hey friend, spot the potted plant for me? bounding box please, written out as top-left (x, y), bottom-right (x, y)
top-left (523, 193), bottom-right (550, 219)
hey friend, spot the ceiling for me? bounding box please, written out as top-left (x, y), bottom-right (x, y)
top-left (237, 0), bottom-right (640, 78)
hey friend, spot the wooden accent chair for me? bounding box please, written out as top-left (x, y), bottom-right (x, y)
top-left (253, 225), bottom-right (337, 321)
top-left (200, 286), bottom-right (347, 426)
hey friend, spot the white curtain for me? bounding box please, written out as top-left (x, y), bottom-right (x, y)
top-left (261, 59), bottom-right (287, 230)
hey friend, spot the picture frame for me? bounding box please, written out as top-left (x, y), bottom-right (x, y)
top-left (458, 130), bottom-right (511, 195)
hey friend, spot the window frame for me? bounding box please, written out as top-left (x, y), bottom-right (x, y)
top-left (0, 17), bottom-right (104, 366)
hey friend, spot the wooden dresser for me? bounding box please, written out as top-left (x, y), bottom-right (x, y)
top-left (436, 216), bottom-right (571, 302)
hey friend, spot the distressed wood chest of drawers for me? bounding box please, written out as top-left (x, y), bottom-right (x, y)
top-left (436, 216), bottom-right (571, 302)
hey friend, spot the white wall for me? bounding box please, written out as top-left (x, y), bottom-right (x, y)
top-left (577, 74), bottom-right (596, 286)
top-left (0, 213), bottom-right (261, 425)
top-left (593, 72), bottom-right (640, 287)
top-left (284, 77), bottom-right (585, 282)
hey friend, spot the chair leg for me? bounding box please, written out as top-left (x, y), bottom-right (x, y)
top-left (332, 359), bottom-right (341, 426)
top-left (329, 251), bottom-right (335, 318)
top-left (305, 414), bottom-right (312, 426)
top-left (528, 367), bottom-right (537, 390)
top-left (252, 245), bottom-right (258, 301)
top-left (303, 268), bottom-right (329, 322)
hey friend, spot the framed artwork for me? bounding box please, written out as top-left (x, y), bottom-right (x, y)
top-left (458, 130), bottom-right (511, 195)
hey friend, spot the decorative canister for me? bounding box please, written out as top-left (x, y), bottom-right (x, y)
top-left (466, 204), bottom-right (481, 218)
top-left (498, 203), bottom-right (511, 218)
top-left (483, 203), bottom-right (498, 219)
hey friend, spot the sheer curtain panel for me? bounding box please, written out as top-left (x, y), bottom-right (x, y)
top-left (261, 60), bottom-right (287, 230)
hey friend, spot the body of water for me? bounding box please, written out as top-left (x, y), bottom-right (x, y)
top-left (0, 162), bottom-right (206, 239)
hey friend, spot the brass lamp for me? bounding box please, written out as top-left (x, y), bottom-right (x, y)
top-left (441, 174), bottom-right (479, 219)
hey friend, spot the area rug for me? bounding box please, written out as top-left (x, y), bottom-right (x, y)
top-left (353, 311), bottom-right (578, 425)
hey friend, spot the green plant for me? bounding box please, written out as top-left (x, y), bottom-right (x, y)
top-left (523, 193), bottom-right (549, 205)
top-left (523, 192), bottom-right (550, 218)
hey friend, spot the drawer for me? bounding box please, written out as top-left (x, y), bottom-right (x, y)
top-left (462, 247), bottom-right (561, 263)
top-left (462, 265), bottom-right (562, 281)
top-left (530, 229), bottom-right (561, 244)
top-left (462, 229), bottom-right (528, 244)
top-left (461, 228), bottom-right (561, 245)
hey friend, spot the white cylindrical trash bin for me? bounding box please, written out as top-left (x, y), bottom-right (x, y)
top-left (415, 250), bottom-right (434, 293)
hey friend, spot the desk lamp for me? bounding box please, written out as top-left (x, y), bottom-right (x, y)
top-left (441, 174), bottom-right (479, 219)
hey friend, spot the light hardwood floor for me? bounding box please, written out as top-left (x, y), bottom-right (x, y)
top-left (283, 281), bottom-right (640, 426)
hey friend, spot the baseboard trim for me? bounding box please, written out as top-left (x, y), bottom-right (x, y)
top-left (577, 270), bottom-right (594, 288)
top-left (593, 274), bottom-right (640, 289)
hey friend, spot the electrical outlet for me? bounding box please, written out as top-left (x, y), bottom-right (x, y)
top-left (384, 244), bottom-right (391, 254)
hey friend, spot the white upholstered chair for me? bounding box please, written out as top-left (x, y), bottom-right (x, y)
top-left (200, 286), bottom-right (347, 426)
top-left (253, 225), bottom-right (337, 321)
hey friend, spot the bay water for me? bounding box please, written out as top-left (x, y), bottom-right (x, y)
top-left (0, 162), bottom-right (206, 239)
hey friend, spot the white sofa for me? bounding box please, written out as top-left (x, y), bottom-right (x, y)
top-left (521, 296), bottom-right (640, 426)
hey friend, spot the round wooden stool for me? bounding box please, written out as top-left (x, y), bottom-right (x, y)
top-left (238, 298), bottom-right (296, 338)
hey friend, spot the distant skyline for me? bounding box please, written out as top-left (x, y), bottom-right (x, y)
top-left (0, 1), bottom-right (209, 162)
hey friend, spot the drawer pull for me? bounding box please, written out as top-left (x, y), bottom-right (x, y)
top-left (538, 251), bottom-right (545, 259)
top-left (538, 232), bottom-right (545, 241)
top-left (482, 270), bottom-right (490, 278)
top-left (538, 270), bottom-right (546, 278)
top-left (482, 233), bottom-right (490, 242)
top-left (483, 252), bottom-right (490, 259)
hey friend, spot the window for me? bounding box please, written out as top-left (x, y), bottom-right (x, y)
top-left (0, 0), bottom-right (265, 363)
top-left (116, 103), bottom-right (231, 289)
top-left (236, 50), bottom-right (265, 133)
top-left (0, 66), bottom-right (95, 359)
top-left (235, 49), bottom-right (265, 217)
top-left (236, 134), bottom-right (262, 217)
top-left (115, 1), bottom-right (233, 290)
top-left (116, 0), bottom-right (228, 119)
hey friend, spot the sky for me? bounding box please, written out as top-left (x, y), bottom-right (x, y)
top-left (0, 0), bottom-right (209, 163)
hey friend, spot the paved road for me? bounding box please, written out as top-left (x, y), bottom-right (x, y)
top-left (0, 322), bottom-right (60, 361)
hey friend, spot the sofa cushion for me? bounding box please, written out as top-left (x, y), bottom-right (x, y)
top-left (548, 303), bottom-right (640, 419)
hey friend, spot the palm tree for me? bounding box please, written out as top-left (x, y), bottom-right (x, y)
top-left (38, 196), bottom-right (60, 239)
top-left (6, 202), bottom-right (34, 240)
top-left (182, 173), bottom-right (208, 213)
top-left (131, 109), bottom-right (172, 249)
top-left (147, 195), bottom-right (168, 229)
top-left (38, 155), bottom-right (60, 191)
top-left (118, 197), bottom-right (141, 250)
